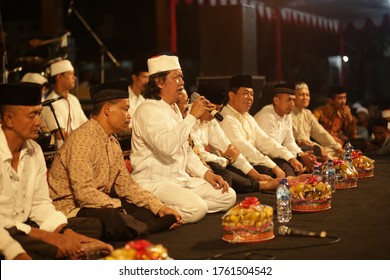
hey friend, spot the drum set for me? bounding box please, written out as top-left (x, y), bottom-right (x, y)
top-left (1, 30), bottom-right (73, 167)
top-left (2, 31), bottom-right (73, 83)
top-left (1, 2), bottom-right (123, 167)
top-left (35, 129), bottom-right (57, 168)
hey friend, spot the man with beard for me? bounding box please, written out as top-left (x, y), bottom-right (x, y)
top-left (131, 55), bottom-right (236, 223)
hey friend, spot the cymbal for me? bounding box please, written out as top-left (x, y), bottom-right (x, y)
top-left (17, 56), bottom-right (44, 64)
top-left (16, 56), bottom-right (45, 71)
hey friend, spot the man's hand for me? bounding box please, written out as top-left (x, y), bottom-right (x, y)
top-left (336, 147), bottom-right (345, 158)
top-left (272, 165), bottom-right (285, 178)
top-left (299, 151), bottom-right (318, 171)
top-left (63, 229), bottom-right (114, 257)
top-left (289, 157), bottom-right (304, 174)
top-left (158, 206), bottom-right (183, 229)
top-left (30, 228), bottom-right (82, 258)
top-left (204, 170), bottom-right (230, 193)
top-left (247, 168), bottom-right (273, 182)
top-left (189, 95), bottom-right (215, 119)
top-left (30, 227), bottom-right (113, 259)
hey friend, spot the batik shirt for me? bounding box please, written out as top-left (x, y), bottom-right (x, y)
top-left (312, 103), bottom-right (357, 146)
top-left (48, 119), bottom-right (164, 217)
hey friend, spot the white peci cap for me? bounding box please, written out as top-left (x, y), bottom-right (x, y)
top-left (50, 60), bottom-right (74, 76)
top-left (147, 55), bottom-right (181, 76)
top-left (21, 73), bottom-right (48, 85)
top-left (356, 106), bottom-right (369, 115)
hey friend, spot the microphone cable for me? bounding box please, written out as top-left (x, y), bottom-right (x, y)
top-left (209, 234), bottom-right (341, 260)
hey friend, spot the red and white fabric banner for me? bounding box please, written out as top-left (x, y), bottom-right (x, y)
top-left (182, 0), bottom-right (387, 32)
top-left (183, 0), bottom-right (339, 32)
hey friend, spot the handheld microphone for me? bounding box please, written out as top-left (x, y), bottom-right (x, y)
top-left (278, 225), bottom-right (327, 238)
top-left (41, 96), bottom-right (64, 106)
top-left (190, 92), bottom-right (224, 122)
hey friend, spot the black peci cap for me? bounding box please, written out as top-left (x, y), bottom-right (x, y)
top-left (273, 83), bottom-right (296, 95)
top-left (329, 85), bottom-right (346, 95)
top-left (0, 82), bottom-right (42, 106)
top-left (89, 80), bottom-right (129, 104)
top-left (229, 74), bottom-right (252, 89)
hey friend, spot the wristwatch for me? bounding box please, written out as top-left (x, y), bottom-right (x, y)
top-left (296, 152), bottom-right (302, 161)
top-left (224, 156), bottom-right (233, 165)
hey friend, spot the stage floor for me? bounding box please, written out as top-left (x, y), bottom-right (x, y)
top-left (140, 156), bottom-right (390, 260)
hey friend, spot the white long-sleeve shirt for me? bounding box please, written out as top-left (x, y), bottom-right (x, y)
top-left (290, 107), bottom-right (342, 151)
top-left (41, 90), bottom-right (88, 134)
top-left (0, 226), bottom-right (25, 260)
top-left (130, 99), bottom-right (209, 186)
top-left (254, 104), bottom-right (302, 156)
top-left (219, 104), bottom-right (294, 169)
top-left (0, 126), bottom-right (67, 260)
top-left (190, 119), bottom-right (253, 174)
top-left (128, 86), bottom-right (145, 128)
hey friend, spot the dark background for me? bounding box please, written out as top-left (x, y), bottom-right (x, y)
top-left (1, 0), bottom-right (389, 111)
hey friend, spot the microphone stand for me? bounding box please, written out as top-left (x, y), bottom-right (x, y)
top-left (69, 6), bottom-right (120, 83)
top-left (0, 8), bottom-right (8, 84)
top-left (48, 103), bottom-right (65, 141)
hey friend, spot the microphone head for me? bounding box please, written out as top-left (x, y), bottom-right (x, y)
top-left (278, 225), bottom-right (289, 236)
top-left (190, 92), bottom-right (200, 103)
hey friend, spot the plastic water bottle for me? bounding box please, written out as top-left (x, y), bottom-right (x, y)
top-left (324, 159), bottom-right (336, 193)
top-left (312, 165), bottom-right (322, 178)
top-left (343, 141), bottom-right (354, 164)
top-left (276, 179), bottom-right (292, 223)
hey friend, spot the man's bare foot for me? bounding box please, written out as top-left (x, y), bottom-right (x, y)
top-left (287, 174), bottom-right (312, 185)
top-left (259, 179), bottom-right (279, 191)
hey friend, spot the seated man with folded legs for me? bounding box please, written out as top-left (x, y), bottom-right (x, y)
top-left (0, 83), bottom-right (112, 260)
top-left (291, 81), bottom-right (344, 161)
top-left (220, 75), bottom-right (304, 179)
top-left (48, 81), bottom-right (182, 242)
top-left (254, 83), bottom-right (318, 172)
top-left (189, 82), bottom-right (283, 193)
top-left (131, 55), bottom-right (236, 223)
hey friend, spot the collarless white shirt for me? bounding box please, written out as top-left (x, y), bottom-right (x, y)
top-left (254, 104), bottom-right (302, 156)
top-left (191, 119), bottom-right (253, 174)
top-left (219, 104), bottom-right (294, 169)
top-left (291, 107), bottom-right (342, 151)
top-left (128, 86), bottom-right (146, 118)
top-left (131, 99), bottom-right (209, 186)
top-left (40, 90), bottom-right (88, 134)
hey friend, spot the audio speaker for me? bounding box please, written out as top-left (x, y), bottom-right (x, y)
top-left (199, 5), bottom-right (257, 76)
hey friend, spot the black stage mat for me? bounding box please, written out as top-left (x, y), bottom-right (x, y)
top-left (119, 157), bottom-right (390, 260)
